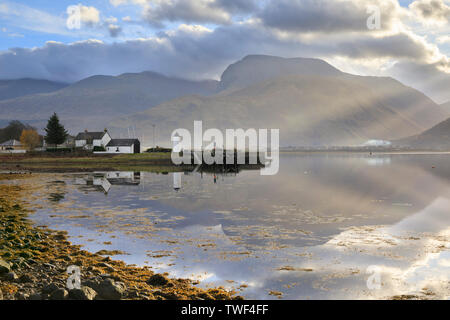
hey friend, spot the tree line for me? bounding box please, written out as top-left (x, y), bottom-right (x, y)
top-left (0, 113), bottom-right (68, 151)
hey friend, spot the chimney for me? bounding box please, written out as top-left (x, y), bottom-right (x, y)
top-left (104, 128), bottom-right (108, 133)
top-left (85, 129), bottom-right (88, 133)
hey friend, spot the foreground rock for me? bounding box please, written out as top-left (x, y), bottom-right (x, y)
top-left (69, 287), bottom-right (97, 300)
top-left (84, 278), bottom-right (126, 300)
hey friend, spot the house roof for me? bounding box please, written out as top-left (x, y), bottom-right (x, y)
top-left (107, 139), bottom-right (140, 147)
top-left (75, 132), bottom-right (107, 140)
top-left (0, 139), bottom-right (22, 147)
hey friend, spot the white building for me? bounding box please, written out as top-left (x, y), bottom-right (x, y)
top-left (105, 139), bottom-right (140, 154)
top-left (75, 130), bottom-right (112, 150)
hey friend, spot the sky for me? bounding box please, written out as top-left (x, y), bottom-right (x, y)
top-left (0, 0), bottom-right (449, 103)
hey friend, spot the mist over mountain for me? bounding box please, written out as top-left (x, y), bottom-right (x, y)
top-left (0, 79), bottom-right (68, 101)
top-left (0, 72), bottom-right (218, 133)
top-left (109, 55), bottom-right (448, 147)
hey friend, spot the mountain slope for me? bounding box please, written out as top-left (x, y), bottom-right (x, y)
top-left (0, 72), bottom-right (218, 133)
top-left (218, 54), bottom-right (342, 92)
top-left (0, 79), bottom-right (68, 101)
top-left (395, 117), bottom-right (450, 149)
top-left (109, 67), bottom-right (449, 147)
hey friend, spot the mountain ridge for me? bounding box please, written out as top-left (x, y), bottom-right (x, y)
top-left (0, 78), bottom-right (68, 101)
top-left (109, 64), bottom-right (448, 147)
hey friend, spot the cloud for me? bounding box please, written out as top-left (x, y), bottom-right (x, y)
top-left (108, 24), bottom-right (122, 37)
top-left (0, 1), bottom-right (69, 36)
top-left (79, 5), bottom-right (100, 25)
top-left (410, 0), bottom-right (450, 25)
top-left (110, 0), bottom-right (257, 26)
top-left (259, 0), bottom-right (401, 33)
top-left (0, 19), bottom-right (443, 82)
top-left (437, 35), bottom-right (450, 43)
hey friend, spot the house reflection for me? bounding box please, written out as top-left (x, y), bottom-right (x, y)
top-left (75, 171), bottom-right (141, 193)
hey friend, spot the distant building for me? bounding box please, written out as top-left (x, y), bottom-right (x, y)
top-left (363, 140), bottom-right (392, 147)
top-left (0, 139), bottom-right (24, 151)
top-left (75, 130), bottom-right (112, 150)
top-left (105, 139), bottom-right (140, 154)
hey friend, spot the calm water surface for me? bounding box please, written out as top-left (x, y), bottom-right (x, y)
top-left (10, 153), bottom-right (450, 299)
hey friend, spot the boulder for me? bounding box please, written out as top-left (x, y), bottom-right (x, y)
top-left (91, 278), bottom-right (126, 300)
top-left (69, 286), bottom-right (97, 300)
top-left (42, 283), bottom-right (60, 294)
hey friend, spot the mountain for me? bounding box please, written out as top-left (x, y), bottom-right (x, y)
top-left (395, 117), bottom-right (450, 149)
top-left (0, 72), bottom-right (218, 133)
top-left (442, 101), bottom-right (450, 110)
top-left (0, 79), bottom-right (68, 101)
top-left (109, 55), bottom-right (449, 147)
top-left (218, 55), bottom-right (342, 92)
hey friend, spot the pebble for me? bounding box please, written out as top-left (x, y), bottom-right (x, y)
top-left (3, 272), bottom-right (18, 281)
top-left (0, 258), bottom-right (11, 274)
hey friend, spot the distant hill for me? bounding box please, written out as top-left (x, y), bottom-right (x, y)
top-left (0, 72), bottom-right (218, 133)
top-left (395, 117), bottom-right (450, 150)
top-left (109, 56), bottom-right (449, 147)
top-left (0, 79), bottom-right (67, 101)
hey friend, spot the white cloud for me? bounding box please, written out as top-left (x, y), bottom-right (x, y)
top-left (410, 0), bottom-right (450, 26)
top-left (0, 1), bottom-right (70, 36)
top-left (437, 35), bottom-right (450, 43)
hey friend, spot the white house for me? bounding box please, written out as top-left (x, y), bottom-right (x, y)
top-left (105, 139), bottom-right (141, 154)
top-left (0, 139), bottom-right (24, 150)
top-left (75, 130), bottom-right (112, 150)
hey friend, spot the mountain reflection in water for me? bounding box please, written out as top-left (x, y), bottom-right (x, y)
top-left (19, 153), bottom-right (450, 299)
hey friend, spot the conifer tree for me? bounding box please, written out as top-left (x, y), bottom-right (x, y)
top-left (44, 113), bottom-right (68, 148)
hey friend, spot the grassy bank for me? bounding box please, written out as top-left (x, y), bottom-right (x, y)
top-left (0, 173), bottom-right (240, 300)
top-left (0, 153), bottom-right (177, 172)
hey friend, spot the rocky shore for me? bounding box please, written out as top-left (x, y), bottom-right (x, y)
top-left (0, 173), bottom-right (241, 300)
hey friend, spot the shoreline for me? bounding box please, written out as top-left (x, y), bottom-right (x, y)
top-left (0, 173), bottom-right (241, 300)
